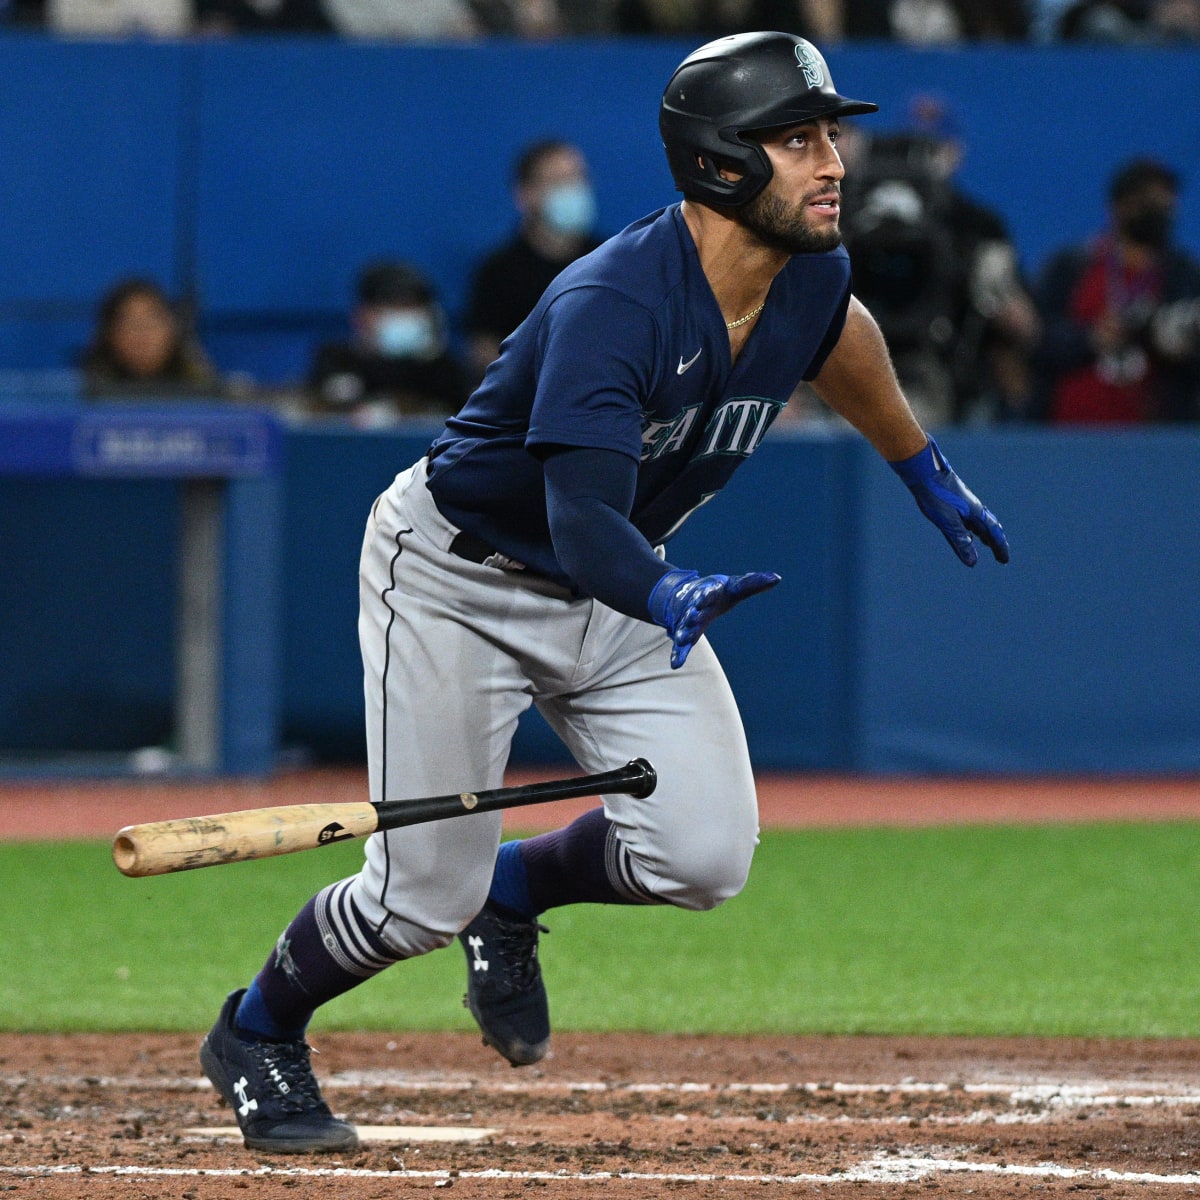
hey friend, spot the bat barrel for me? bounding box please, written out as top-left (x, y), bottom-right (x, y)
top-left (111, 802), bottom-right (381, 878)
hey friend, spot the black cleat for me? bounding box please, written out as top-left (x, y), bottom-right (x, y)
top-left (199, 989), bottom-right (359, 1154)
top-left (458, 903), bottom-right (550, 1066)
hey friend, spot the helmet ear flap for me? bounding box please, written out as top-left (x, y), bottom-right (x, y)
top-left (697, 150), bottom-right (739, 189)
top-left (669, 134), bottom-right (772, 208)
top-left (704, 136), bottom-right (774, 207)
top-left (702, 150), bottom-right (743, 182)
top-left (730, 136), bottom-right (775, 204)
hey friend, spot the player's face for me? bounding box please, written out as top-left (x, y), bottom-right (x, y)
top-left (737, 119), bottom-right (845, 255)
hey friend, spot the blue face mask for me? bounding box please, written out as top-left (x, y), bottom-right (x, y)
top-left (374, 310), bottom-right (436, 359)
top-left (541, 182), bottom-right (596, 236)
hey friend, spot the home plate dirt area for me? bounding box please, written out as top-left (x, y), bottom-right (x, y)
top-left (4, 1032), bottom-right (1200, 1198)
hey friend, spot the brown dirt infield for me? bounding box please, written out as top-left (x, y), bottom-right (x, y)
top-left (3, 770), bottom-right (1200, 1196)
top-left (4, 1031), bottom-right (1200, 1197)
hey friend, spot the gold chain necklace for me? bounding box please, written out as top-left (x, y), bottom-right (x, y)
top-left (725, 300), bottom-right (766, 330)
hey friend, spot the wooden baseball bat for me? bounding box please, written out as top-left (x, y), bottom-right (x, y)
top-left (112, 758), bottom-right (656, 879)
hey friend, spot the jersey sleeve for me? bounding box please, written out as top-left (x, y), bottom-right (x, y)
top-left (801, 274), bottom-right (852, 381)
top-left (543, 445), bottom-right (675, 619)
top-left (526, 285), bottom-right (659, 461)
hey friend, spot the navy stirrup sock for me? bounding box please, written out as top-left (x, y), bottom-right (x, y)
top-left (234, 878), bottom-right (401, 1041)
top-left (487, 806), bottom-right (658, 917)
top-left (235, 978), bottom-right (300, 1042)
top-left (487, 840), bottom-right (536, 919)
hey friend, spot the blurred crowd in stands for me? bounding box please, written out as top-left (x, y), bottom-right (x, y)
top-left (62, 120), bottom-right (1200, 430)
top-left (1, 0), bottom-right (1198, 43)
top-left (1, 3), bottom-right (1197, 427)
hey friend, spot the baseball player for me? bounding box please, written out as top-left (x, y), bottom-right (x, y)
top-left (199, 31), bottom-right (1008, 1154)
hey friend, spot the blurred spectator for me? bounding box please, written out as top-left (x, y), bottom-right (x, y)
top-left (1148, 0), bottom-right (1200, 38)
top-left (81, 278), bottom-right (226, 399)
top-left (1031, 157), bottom-right (1200, 423)
top-left (1028, 0), bottom-right (1075, 37)
top-left (307, 260), bottom-right (470, 425)
top-left (464, 139), bottom-right (601, 381)
top-left (0, 0), bottom-right (45, 25)
top-left (47, 0), bottom-right (192, 35)
top-left (614, 0), bottom-right (1029, 40)
top-left (612, 0), bottom-right (739, 35)
top-left (613, 0), bottom-right (843, 38)
top-left (468, 0), bottom-right (562, 36)
top-left (555, 0), bottom-right (617, 31)
top-left (1055, 0), bottom-right (1150, 39)
top-left (767, 0), bottom-right (847, 39)
top-left (854, 0), bottom-right (1029, 41)
top-left (909, 93), bottom-right (1040, 419)
top-left (887, 0), bottom-right (965, 41)
top-left (839, 97), bottom-right (1039, 425)
top-left (194, 0), bottom-right (333, 35)
top-left (323, 0), bottom-right (479, 37)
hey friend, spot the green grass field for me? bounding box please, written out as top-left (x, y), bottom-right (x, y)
top-left (2, 822), bottom-right (1197, 1037)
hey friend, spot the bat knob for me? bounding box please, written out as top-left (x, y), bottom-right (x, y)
top-left (626, 758), bottom-right (657, 799)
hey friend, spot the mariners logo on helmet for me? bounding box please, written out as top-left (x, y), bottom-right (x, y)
top-left (659, 31), bottom-right (878, 209)
top-left (794, 42), bottom-right (824, 89)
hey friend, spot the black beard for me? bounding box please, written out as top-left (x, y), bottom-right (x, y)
top-left (737, 187), bottom-right (843, 255)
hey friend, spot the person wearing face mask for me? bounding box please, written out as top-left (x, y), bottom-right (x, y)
top-left (464, 139), bottom-right (603, 382)
top-left (1030, 157), bottom-right (1200, 423)
top-left (307, 261), bottom-right (471, 426)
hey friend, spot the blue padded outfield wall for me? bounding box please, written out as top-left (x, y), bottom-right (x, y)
top-left (4, 426), bottom-right (1200, 775)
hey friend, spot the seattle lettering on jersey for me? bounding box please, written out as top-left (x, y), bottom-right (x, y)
top-left (642, 396), bottom-right (781, 462)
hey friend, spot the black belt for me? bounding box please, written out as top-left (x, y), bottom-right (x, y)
top-left (448, 530), bottom-right (503, 565)
top-left (448, 530), bottom-right (552, 586)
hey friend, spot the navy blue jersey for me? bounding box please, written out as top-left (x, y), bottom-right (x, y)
top-left (427, 204), bottom-right (851, 583)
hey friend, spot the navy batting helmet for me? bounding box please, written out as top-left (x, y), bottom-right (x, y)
top-left (659, 31), bottom-right (878, 208)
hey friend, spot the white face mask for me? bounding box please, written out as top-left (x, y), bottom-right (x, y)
top-left (540, 182), bottom-right (597, 236)
top-left (374, 310), bottom-right (437, 359)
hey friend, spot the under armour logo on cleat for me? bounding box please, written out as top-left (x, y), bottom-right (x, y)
top-left (233, 1076), bottom-right (258, 1118)
top-left (676, 348), bottom-right (702, 375)
top-left (468, 934), bottom-right (488, 972)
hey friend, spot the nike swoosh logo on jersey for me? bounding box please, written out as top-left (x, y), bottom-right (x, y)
top-left (676, 348), bottom-right (702, 375)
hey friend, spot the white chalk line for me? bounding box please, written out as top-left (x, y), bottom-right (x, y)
top-left (0, 1111), bottom-right (1147, 1140)
top-left (7, 1072), bottom-right (1200, 1129)
top-left (8, 1070), bottom-right (1200, 1109)
top-left (9, 1071), bottom-right (1200, 1134)
top-left (3, 1153), bottom-right (1200, 1186)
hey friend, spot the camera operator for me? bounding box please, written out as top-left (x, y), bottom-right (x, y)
top-left (839, 100), bottom-right (1039, 426)
top-left (1031, 157), bottom-right (1200, 423)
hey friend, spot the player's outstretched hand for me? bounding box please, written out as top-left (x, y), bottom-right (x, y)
top-left (649, 569), bottom-right (781, 670)
top-left (888, 437), bottom-right (1009, 567)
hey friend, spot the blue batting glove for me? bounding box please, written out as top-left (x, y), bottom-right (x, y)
top-left (649, 569), bottom-right (781, 670)
top-left (888, 438), bottom-right (1010, 567)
